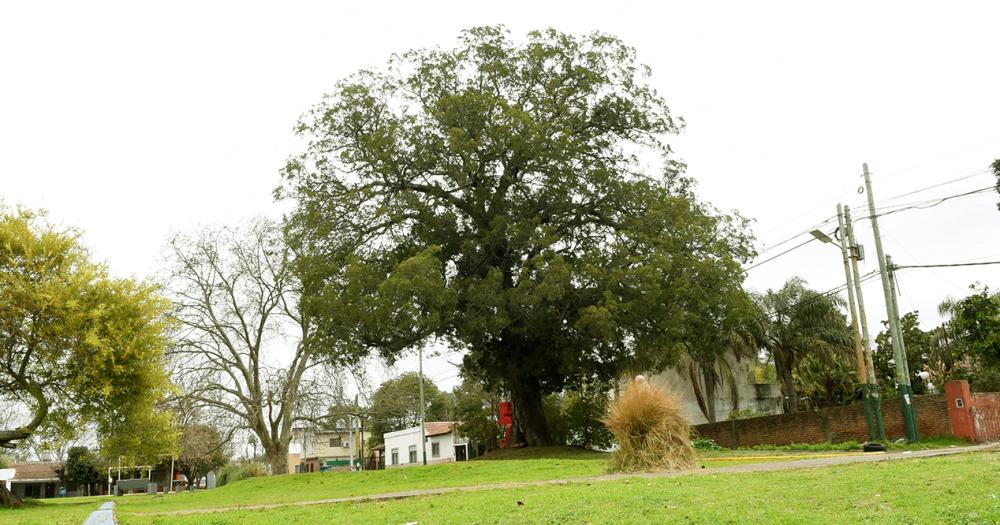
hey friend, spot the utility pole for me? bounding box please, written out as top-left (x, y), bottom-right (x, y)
top-left (348, 414), bottom-right (355, 471)
top-left (844, 205), bottom-right (886, 441)
top-left (887, 254), bottom-right (918, 438)
top-left (863, 163), bottom-right (919, 442)
top-left (418, 345), bottom-right (427, 466)
top-left (836, 204), bottom-right (876, 441)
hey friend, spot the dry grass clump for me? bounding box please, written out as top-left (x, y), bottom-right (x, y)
top-left (604, 376), bottom-right (696, 473)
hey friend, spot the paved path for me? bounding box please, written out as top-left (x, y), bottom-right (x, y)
top-left (129, 443), bottom-right (998, 517)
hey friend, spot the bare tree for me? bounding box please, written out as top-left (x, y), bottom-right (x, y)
top-left (166, 219), bottom-right (327, 475)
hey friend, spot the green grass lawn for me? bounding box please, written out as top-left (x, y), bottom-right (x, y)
top-left (0, 495), bottom-right (103, 525)
top-left (1, 446), bottom-right (970, 525)
top-left (115, 451), bottom-right (1000, 525)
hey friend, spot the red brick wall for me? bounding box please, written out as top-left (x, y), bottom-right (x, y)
top-left (693, 394), bottom-right (953, 447)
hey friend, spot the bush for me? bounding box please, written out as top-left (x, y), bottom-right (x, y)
top-left (216, 462), bottom-right (267, 487)
top-left (542, 383), bottom-right (615, 450)
top-left (691, 438), bottom-right (723, 450)
top-left (740, 441), bottom-right (861, 452)
top-left (726, 408), bottom-right (766, 421)
top-left (604, 377), bottom-right (696, 473)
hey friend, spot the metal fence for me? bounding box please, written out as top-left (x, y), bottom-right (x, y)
top-left (973, 405), bottom-right (1000, 443)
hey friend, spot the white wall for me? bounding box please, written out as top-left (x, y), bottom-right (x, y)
top-left (383, 426), bottom-right (463, 467)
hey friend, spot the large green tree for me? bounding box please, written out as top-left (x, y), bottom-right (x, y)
top-left (0, 209), bottom-right (176, 507)
top-left (753, 278), bottom-right (853, 413)
top-left (64, 446), bottom-right (104, 497)
top-left (279, 27), bottom-right (753, 445)
top-left (367, 372), bottom-right (452, 445)
top-left (953, 286), bottom-right (1000, 390)
top-left (873, 311), bottom-right (931, 398)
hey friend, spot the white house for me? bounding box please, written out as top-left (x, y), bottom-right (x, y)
top-left (383, 422), bottom-right (469, 467)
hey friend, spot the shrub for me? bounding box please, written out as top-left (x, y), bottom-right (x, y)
top-left (691, 438), bottom-right (723, 450)
top-left (604, 377), bottom-right (696, 473)
top-left (216, 461), bottom-right (267, 487)
top-left (726, 407), bottom-right (766, 421)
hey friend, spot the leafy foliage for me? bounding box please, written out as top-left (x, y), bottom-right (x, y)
top-left (177, 423), bottom-right (229, 490)
top-left (873, 311), bottom-right (931, 398)
top-left (953, 286), bottom-right (1000, 390)
top-left (752, 278), bottom-right (853, 412)
top-left (279, 26), bottom-right (753, 445)
top-left (691, 437), bottom-right (722, 450)
top-left (0, 209), bottom-right (176, 462)
top-left (367, 372), bottom-right (452, 446)
top-left (543, 382), bottom-right (615, 450)
top-left (451, 378), bottom-right (501, 451)
top-left (993, 158), bottom-right (1000, 211)
top-left (216, 462), bottom-right (268, 487)
top-left (64, 446), bottom-right (104, 493)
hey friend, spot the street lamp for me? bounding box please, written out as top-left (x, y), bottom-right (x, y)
top-left (809, 229), bottom-right (834, 244)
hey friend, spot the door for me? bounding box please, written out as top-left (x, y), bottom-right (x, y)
top-left (454, 444), bottom-right (467, 462)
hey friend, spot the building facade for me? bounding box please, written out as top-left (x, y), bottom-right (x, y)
top-left (0, 462), bottom-right (62, 499)
top-left (290, 424), bottom-right (370, 473)
top-left (383, 422), bottom-right (469, 467)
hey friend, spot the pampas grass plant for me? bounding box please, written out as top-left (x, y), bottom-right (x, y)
top-left (604, 376), bottom-right (696, 473)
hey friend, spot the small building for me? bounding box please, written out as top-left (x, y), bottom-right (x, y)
top-left (383, 422), bottom-right (469, 467)
top-left (1, 462), bottom-right (62, 499)
top-left (290, 424), bottom-right (370, 473)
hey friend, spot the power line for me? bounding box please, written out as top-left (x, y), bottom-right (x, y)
top-left (893, 261), bottom-right (1000, 270)
top-left (756, 215), bottom-right (837, 256)
top-left (873, 167), bottom-right (992, 205)
top-left (854, 185), bottom-right (995, 221)
top-left (744, 237), bottom-right (818, 273)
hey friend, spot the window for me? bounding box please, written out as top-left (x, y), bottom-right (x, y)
top-left (431, 442), bottom-right (440, 458)
top-left (408, 444), bottom-right (417, 463)
top-left (329, 436), bottom-right (342, 448)
top-left (391, 448), bottom-right (399, 465)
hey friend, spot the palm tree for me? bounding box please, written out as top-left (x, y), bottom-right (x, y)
top-left (682, 291), bottom-right (758, 423)
top-left (753, 278), bottom-right (852, 413)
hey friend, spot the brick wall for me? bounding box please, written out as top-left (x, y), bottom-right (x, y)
top-left (693, 394), bottom-right (953, 447)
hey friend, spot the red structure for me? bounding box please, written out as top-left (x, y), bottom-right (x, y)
top-left (498, 402), bottom-right (513, 448)
top-left (945, 380), bottom-right (976, 441)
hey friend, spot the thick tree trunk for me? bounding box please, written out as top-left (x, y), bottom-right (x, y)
top-left (0, 483), bottom-right (21, 509)
top-left (508, 377), bottom-right (554, 447)
top-left (702, 369), bottom-right (718, 424)
top-left (777, 357), bottom-right (799, 413)
top-left (264, 444), bottom-right (289, 475)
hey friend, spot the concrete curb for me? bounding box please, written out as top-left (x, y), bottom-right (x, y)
top-left (82, 500), bottom-right (116, 525)
top-left (130, 443), bottom-right (999, 518)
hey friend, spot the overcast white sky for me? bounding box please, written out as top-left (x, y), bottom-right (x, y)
top-left (3, 1), bottom-right (999, 393)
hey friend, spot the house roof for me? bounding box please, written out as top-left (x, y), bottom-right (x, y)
top-left (424, 421), bottom-right (456, 437)
top-left (10, 462), bottom-right (62, 482)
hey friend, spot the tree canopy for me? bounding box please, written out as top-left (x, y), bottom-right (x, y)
top-left (753, 278), bottom-right (852, 412)
top-left (0, 209), bottom-right (175, 454)
top-left (279, 26), bottom-right (753, 445)
top-left (366, 372), bottom-right (452, 445)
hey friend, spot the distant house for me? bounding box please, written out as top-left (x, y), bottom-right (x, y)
top-left (290, 424), bottom-right (370, 473)
top-left (0, 461), bottom-right (62, 499)
top-left (383, 422), bottom-right (469, 467)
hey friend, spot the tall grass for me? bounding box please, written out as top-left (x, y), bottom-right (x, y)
top-left (604, 377), bottom-right (696, 473)
top-left (216, 462), bottom-right (268, 487)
